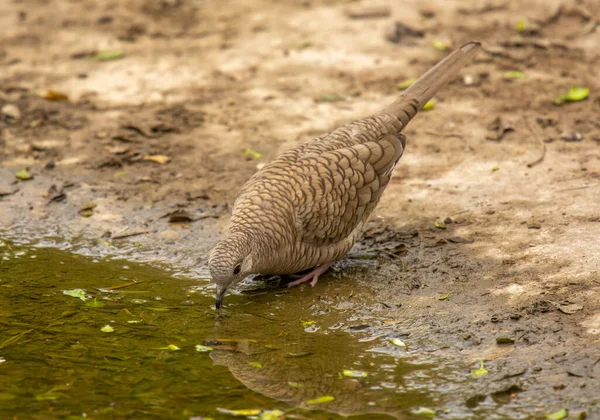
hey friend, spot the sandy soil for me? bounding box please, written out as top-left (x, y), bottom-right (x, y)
top-left (1, 0), bottom-right (599, 417)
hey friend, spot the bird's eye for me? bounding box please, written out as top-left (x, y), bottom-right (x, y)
top-left (233, 264), bottom-right (241, 275)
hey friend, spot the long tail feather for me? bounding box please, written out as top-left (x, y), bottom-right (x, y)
top-left (383, 41), bottom-right (481, 127)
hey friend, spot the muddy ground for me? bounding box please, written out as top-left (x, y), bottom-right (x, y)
top-left (1, 0), bottom-right (599, 418)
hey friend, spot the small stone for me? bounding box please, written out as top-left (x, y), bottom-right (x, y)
top-left (159, 230), bottom-right (181, 242)
top-left (560, 132), bottom-right (583, 142)
top-left (1, 104), bottom-right (21, 120)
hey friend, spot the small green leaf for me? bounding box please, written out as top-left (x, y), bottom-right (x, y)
top-left (388, 338), bottom-right (407, 348)
top-left (317, 93), bottom-right (345, 102)
top-left (249, 361), bottom-right (263, 368)
top-left (307, 395), bottom-right (335, 405)
top-left (216, 408), bottom-right (261, 416)
top-left (300, 320), bottom-right (315, 327)
top-left (101, 325), bottom-right (114, 333)
top-left (434, 221), bottom-right (447, 230)
top-left (515, 19), bottom-right (527, 33)
top-left (94, 51), bottom-right (124, 61)
top-left (433, 40), bottom-right (450, 51)
top-left (195, 344), bottom-right (214, 352)
top-left (422, 100), bottom-right (435, 111)
top-left (438, 292), bottom-right (452, 301)
top-left (411, 407), bottom-right (437, 417)
top-left (260, 410), bottom-right (285, 420)
top-left (471, 360), bottom-right (488, 377)
top-left (555, 87), bottom-right (589, 105)
top-left (296, 41), bottom-right (313, 49)
top-left (546, 408), bottom-right (568, 420)
top-left (85, 298), bottom-right (106, 307)
top-left (63, 289), bottom-right (87, 301)
top-left (35, 393), bottom-right (60, 401)
top-left (159, 344), bottom-right (180, 351)
top-left (503, 71), bottom-right (525, 80)
top-left (342, 369), bottom-right (368, 378)
top-left (15, 168), bottom-right (32, 181)
top-left (492, 165), bottom-right (500, 172)
top-left (78, 202), bottom-right (96, 218)
top-left (242, 148), bottom-right (262, 160)
top-left (397, 77), bottom-right (417, 90)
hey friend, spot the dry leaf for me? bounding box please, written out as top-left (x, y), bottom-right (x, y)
top-left (143, 155), bottom-right (170, 164)
top-left (44, 90), bottom-right (69, 101)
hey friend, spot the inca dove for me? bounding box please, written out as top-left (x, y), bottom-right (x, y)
top-left (209, 42), bottom-right (481, 308)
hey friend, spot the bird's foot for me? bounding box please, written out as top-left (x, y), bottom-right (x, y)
top-left (286, 263), bottom-right (332, 288)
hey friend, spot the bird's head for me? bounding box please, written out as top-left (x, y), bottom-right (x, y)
top-left (208, 234), bottom-right (253, 309)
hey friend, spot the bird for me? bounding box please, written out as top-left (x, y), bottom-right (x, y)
top-left (208, 42), bottom-right (481, 308)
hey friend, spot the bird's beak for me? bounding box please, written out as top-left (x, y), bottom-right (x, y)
top-left (215, 286), bottom-right (226, 309)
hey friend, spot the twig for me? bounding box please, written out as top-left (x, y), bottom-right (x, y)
top-left (97, 281), bottom-right (141, 291)
top-left (525, 118), bottom-right (546, 168)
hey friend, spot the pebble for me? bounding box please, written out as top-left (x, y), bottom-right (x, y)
top-left (159, 230), bottom-right (181, 242)
top-left (1, 104), bottom-right (21, 120)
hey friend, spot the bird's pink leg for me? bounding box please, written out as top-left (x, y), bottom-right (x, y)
top-left (287, 263), bottom-right (332, 288)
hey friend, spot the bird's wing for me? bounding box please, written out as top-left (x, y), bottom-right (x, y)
top-left (293, 131), bottom-right (405, 246)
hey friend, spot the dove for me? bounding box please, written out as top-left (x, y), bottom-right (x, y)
top-left (208, 42), bottom-right (481, 308)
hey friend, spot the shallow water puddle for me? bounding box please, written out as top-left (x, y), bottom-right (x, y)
top-left (0, 244), bottom-right (457, 419)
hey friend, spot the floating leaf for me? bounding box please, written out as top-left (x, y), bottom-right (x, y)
top-left (433, 40), bottom-right (450, 51)
top-left (300, 320), bottom-right (315, 327)
top-left (143, 155), bottom-right (170, 164)
top-left (242, 148), bottom-right (262, 160)
top-left (434, 221), bottom-right (446, 230)
top-left (546, 408), bottom-right (568, 420)
top-left (411, 407), bottom-right (437, 417)
top-left (44, 90), bottom-right (68, 101)
top-left (94, 51), bottom-right (124, 61)
top-left (260, 410), bottom-right (285, 420)
top-left (504, 71), bottom-right (525, 80)
top-left (397, 77), bottom-right (417, 90)
top-left (555, 87), bottom-right (589, 105)
top-left (492, 165), bottom-right (500, 172)
top-left (85, 298), bottom-right (106, 307)
top-left (195, 344), bottom-right (214, 352)
top-left (515, 19), bottom-right (527, 33)
top-left (307, 395), bottom-right (335, 405)
top-left (288, 381), bottom-right (304, 388)
top-left (249, 361), bottom-right (263, 368)
top-left (127, 320), bottom-right (142, 324)
top-left (422, 100), bottom-right (435, 111)
top-left (471, 360), bottom-right (488, 377)
top-left (35, 393), bottom-right (60, 401)
top-left (438, 292), bottom-right (452, 301)
top-left (15, 168), bottom-right (32, 181)
top-left (343, 369), bottom-right (368, 378)
top-left (101, 325), bottom-right (114, 333)
top-left (216, 408), bottom-right (262, 416)
top-left (63, 289), bottom-right (87, 301)
top-left (388, 338), bottom-right (407, 348)
top-left (159, 344), bottom-right (180, 351)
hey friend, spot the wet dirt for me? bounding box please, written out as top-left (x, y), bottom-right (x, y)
top-left (1, 0), bottom-right (600, 418)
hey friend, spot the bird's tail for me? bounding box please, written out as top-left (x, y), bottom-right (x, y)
top-left (383, 41), bottom-right (481, 128)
